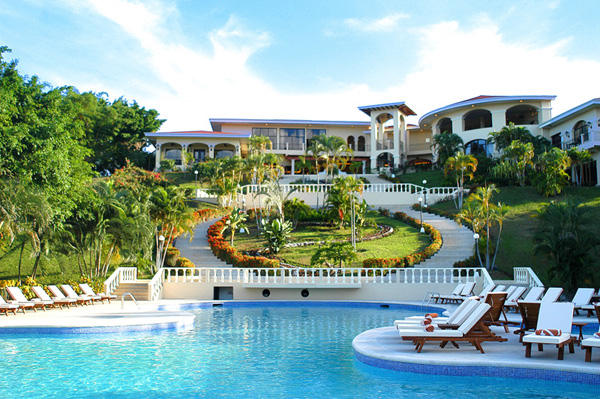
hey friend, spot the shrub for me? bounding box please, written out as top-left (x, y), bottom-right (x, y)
top-left (160, 159), bottom-right (176, 172)
top-left (165, 246), bottom-right (181, 267)
top-left (176, 257), bottom-right (195, 268)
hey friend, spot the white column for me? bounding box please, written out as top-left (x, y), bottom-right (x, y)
top-left (291, 159), bottom-right (296, 175)
top-left (155, 144), bottom-right (161, 171)
top-left (370, 114), bottom-right (378, 171)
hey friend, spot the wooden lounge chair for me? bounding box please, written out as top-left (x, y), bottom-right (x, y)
top-left (0, 295), bottom-right (19, 315)
top-left (481, 292), bottom-right (517, 333)
top-left (477, 283), bottom-right (495, 298)
top-left (504, 285), bottom-right (517, 297)
top-left (504, 286), bottom-right (544, 312)
top-left (522, 302), bottom-right (575, 360)
top-left (399, 302), bottom-right (508, 354)
top-left (395, 299), bottom-right (480, 328)
top-left (399, 298), bottom-right (474, 324)
top-left (48, 285), bottom-right (85, 306)
top-left (4, 287), bottom-right (37, 313)
top-left (6, 286), bottom-right (53, 312)
top-left (540, 287), bottom-right (563, 302)
top-left (503, 286), bottom-right (527, 308)
top-left (581, 305), bottom-right (600, 362)
top-left (434, 283), bottom-right (465, 303)
top-left (32, 286), bottom-right (74, 309)
top-left (61, 285), bottom-right (94, 305)
top-left (514, 301), bottom-right (541, 342)
top-left (438, 282), bottom-right (476, 304)
top-left (79, 283), bottom-right (117, 303)
top-left (491, 284), bottom-right (506, 292)
top-left (571, 288), bottom-right (594, 316)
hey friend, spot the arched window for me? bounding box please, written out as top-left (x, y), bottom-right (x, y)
top-left (573, 120), bottom-right (590, 145)
top-left (357, 136), bottom-right (366, 152)
top-left (465, 139), bottom-right (492, 157)
top-left (463, 109), bottom-right (492, 131)
top-left (506, 105), bottom-right (538, 125)
top-left (347, 135), bottom-right (355, 150)
top-left (437, 118), bottom-right (453, 134)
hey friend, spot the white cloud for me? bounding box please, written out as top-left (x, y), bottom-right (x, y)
top-left (343, 13), bottom-right (409, 32)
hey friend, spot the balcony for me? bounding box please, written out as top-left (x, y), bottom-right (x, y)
top-left (408, 142), bottom-right (432, 154)
top-left (561, 131), bottom-right (600, 152)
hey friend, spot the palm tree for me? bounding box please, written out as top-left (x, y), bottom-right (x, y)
top-left (295, 155), bottom-right (312, 182)
top-left (349, 161), bottom-right (363, 179)
top-left (567, 147), bottom-right (592, 186)
top-left (488, 123), bottom-right (534, 153)
top-left (493, 140), bottom-right (534, 186)
top-left (249, 135), bottom-right (272, 155)
top-left (431, 131), bottom-right (464, 167)
top-left (534, 148), bottom-right (571, 197)
top-left (309, 135), bottom-right (352, 183)
top-left (224, 207), bottom-right (248, 246)
top-left (262, 180), bottom-right (296, 223)
top-left (444, 151), bottom-right (478, 209)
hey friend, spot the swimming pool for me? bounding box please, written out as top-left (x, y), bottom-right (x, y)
top-left (0, 302), bottom-right (596, 398)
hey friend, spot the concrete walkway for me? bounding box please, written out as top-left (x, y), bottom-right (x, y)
top-left (387, 205), bottom-right (474, 268)
top-left (175, 217), bottom-right (231, 268)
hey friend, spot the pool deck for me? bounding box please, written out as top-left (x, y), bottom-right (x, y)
top-left (353, 306), bottom-right (600, 384)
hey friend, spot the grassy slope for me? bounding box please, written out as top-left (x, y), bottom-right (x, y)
top-left (432, 185), bottom-right (600, 284)
top-left (234, 215), bottom-right (430, 267)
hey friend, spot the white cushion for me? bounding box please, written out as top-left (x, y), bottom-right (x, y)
top-left (399, 329), bottom-right (464, 338)
top-left (581, 337), bottom-right (600, 348)
top-left (522, 333), bottom-right (572, 345)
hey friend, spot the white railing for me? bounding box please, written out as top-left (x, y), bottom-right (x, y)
top-left (513, 267), bottom-right (544, 287)
top-left (148, 268), bottom-right (166, 301)
top-left (104, 267), bottom-right (138, 295)
top-left (160, 267), bottom-right (488, 286)
top-left (239, 183), bottom-right (456, 196)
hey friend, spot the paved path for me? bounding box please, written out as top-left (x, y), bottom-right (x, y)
top-left (175, 217), bottom-right (231, 268)
top-left (387, 205), bottom-right (474, 268)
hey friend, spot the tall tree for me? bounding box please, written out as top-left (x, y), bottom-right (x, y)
top-left (444, 151), bottom-right (478, 209)
top-left (533, 148), bottom-right (571, 197)
top-left (431, 131), bottom-right (464, 167)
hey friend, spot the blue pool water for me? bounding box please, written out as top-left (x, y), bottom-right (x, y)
top-left (0, 302), bottom-right (597, 398)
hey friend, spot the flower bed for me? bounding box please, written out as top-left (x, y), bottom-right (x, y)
top-left (207, 216), bottom-right (279, 268)
top-left (362, 211), bottom-right (443, 268)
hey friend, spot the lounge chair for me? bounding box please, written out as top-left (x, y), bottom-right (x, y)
top-left (0, 295), bottom-right (19, 315)
top-left (481, 292), bottom-right (517, 333)
top-left (5, 287), bottom-right (39, 312)
top-left (79, 283), bottom-right (117, 303)
top-left (438, 282), bottom-right (476, 304)
top-left (540, 287), bottom-right (563, 302)
top-left (514, 301), bottom-right (541, 342)
top-left (477, 283), bottom-right (495, 298)
top-left (399, 298), bottom-right (474, 324)
top-left (399, 302), bottom-right (507, 353)
top-left (504, 286), bottom-right (544, 312)
top-left (503, 286), bottom-right (527, 307)
top-left (571, 288), bottom-right (594, 315)
top-left (491, 284), bottom-right (506, 292)
top-left (48, 285), bottom-right (85, 306)
top-left (61, 285), bottom-right (94, 305)
top-left (581, 305), bottom-right (600, 362)
top-left (434, 283), bottom-right (465, 303)
top-left (504, 285), bottom-right (517, 297)
top-left (522, 302), bottom-right (575, 360)
top-left (395, 299), bottom-right (480, 329)
top-left (32, 286), bottom-right (74, 309)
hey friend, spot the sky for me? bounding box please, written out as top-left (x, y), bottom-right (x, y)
top-left (1, 0), bottom-right (600, 131)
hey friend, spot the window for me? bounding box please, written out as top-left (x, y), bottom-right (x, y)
top-left (463, 109), bottom-right (492, 131)
top-left (164, 148), bottom-right (182, 165)
top-left (465, 139), bottom-right (492, 157)
top-left (306, 129), bottom-right (325, 149)
top-left (347, 136), bottom-right (355, 150)
top-left (280, 128), bottom-right (305, 150)
top-left (506, 105), bottom-right (538, 125)
top-left (551, 133), bottom-right (561, 149)
top-left (438, 118), bottom-right (453, 134)
top-left (252, 127), bottom-right (277, 148)
top-left (357, 136), bottom-right (366, 152)
top-left (573, 121), bottom-right (589, 144)
top-left (215, 150), bottom-right (234, 159)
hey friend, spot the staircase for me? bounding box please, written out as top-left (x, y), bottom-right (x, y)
top-left (111, 281), bottom-right (150, 301)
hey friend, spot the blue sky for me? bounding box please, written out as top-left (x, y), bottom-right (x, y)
top-left (1, 0), bottom-right (599, 131)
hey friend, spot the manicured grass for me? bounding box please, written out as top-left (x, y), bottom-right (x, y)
top-left (234, 215), bottom-right (430, 267)
top-left (430, 185), bottom-right (600, 284)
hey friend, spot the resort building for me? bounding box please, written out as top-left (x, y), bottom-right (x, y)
top-left (146, 95), bottom-right (600, 185)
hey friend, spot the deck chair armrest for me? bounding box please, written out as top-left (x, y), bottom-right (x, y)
top-left (437, 323), bottom-right (460, 329)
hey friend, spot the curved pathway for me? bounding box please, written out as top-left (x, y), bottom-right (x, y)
top-left (386, 205), bottom-right (474, 268)
top-left (175, 217), bottom-right (230, 268)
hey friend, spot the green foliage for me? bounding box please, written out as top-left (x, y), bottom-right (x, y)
top-left (283, 198), bottom-right (311, 228)
top-left (160, 159), bottom-right (176, 172)
top-left (224, 207), bottom-right (248, 246)
top-left (310, 241), bottom-right (358, 268)
top-left (325, 176), bottom-right (363, 227)
top-left (492, 140), bottom-right (535, 186)
top-left (261, 217), bottom-right (293, 254)
top-left (534, 198), bottom-right (599, 292)
top-left (533, 148), bottom-right (571, 197)
top-left (444, 151), bottom-right (478, 208)
top-left (306, 135), bottom-right (352, 183)
top-left (431, 131), bottom-right (464, 167)
top-left (567, 147), bottom-right (592, 186)
top-left (488, 123), bottom-right (550, 155)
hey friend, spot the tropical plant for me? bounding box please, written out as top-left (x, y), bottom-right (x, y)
top-left (455, 184), bottom-right (509, 270)
top-left (160, 159), bottom-right (176, 172)
top-left (295, 155), bottom-right (313, 183)
top-left (283, 198), bottom-right (311, 229)
top-left (491, 140), bottom-right (534, 186)
top-left (224, 207), bottom-right (248, 246)
top-left (534, 198), bottom-right (599, 293)
top-left (533, 148), bottom-right (571, 197)
top-left (308, 135), bottom-right (352, 183)
top-left (431, 131), bottom-right (464, 167)
top-left (325, 176), bottom-right (363, 227)
top-left (567, 147), bottom-right (592, 186)
top-left (261, 216), bottom-right (292, 254)
top-left (349, 161), bottom-right (363, 178)
top-left (182, 150), bottom-right (194, 171)
top-left (444, 151), bottom-right (478, 209)
top-left (310, 241), bottom-right (358, 268)
top-left (488, 123), bottom-right (551, 156)
top-left (262, 180), bottom-right (296, 223)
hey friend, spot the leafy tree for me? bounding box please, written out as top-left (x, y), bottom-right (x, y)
top-left (431, 131), bottom-right (464, 167)
top-left (325, 176), bottom-right (363, 227)
top-left (491, 140), bottom-right (534, 186)
top-left (308, 135), bottom-right (352, 183)
top-left (310, 241), bottom-right (358, 268)
top-left (283, 198), bottom-right (311, 229)
top-left (349, 161), bottom-right (363, 178)
top-left (295, 155), bottom-right (313, 182)
top-left (455, 184), bottom-right (509, 270)
top-left (488, 123), bottom-right (550, 156)
top-left (533, 148), bottom-right (571, 197)
top-left (224, 208), bottom-right (248, 246)
top-left (262, 180), bottom-right (296, 223)
top-left (444, 151), bottom-right (478, 209)
top-left (534, 199), bottom-right (599, 293)
top-left (261, 216), bottom-right (292, 254)
top-left (567, 147), bottom-right (592, 186)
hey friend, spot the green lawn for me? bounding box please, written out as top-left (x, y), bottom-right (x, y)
top-left (395, 170), bottom-right (447, 187)
top-left (430, 185), bottom-right (600, 284)
top-left (234, 214), bottom-right (430, 267)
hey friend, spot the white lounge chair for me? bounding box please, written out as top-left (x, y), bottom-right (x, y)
top-left (398, 302), bottom-right (507, 353)
top-left (395, 299), bottom-right (480, 328)
top-left (572, 288), bottom-right (595, 315)
top-left (541, 287), bottom-right (563, 302)
top-left (434, 283), bottom-right (465, 303)
top-left (504, 285), bottom-right (517, 297)
top-left (6, 286), bottom-right (53, 312)
top-left (4, 287), bottom-right (38, 312)
top-left (522, 302), bottom-right (575, 360)
top-left (61, 285), bottom-right (94, 305)
top-left (400, 298), bottom-right (474, 324)
top-left (79, 283), bottom-right (117, 303)
top-left (581, 305), bottom-right (600, 362)
top-left (491, 285), bottom-right (506, 292)
top-left (477, 283), bottom-right (495, 298)
top-left (32, 286), bottom-right (74, 309)
top-left (504, 286), bottom-right (545, 312)
top-left (0, 295), bottom-right (19, 315)
top-left (438, 282), bottom-right (476, 304)
top-left (48, 285), bottom-right (85, 306)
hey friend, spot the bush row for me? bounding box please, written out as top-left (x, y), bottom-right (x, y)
top-left (361, 211), bottom-right (443, 268)
top-left (207, 216), bottom-right (279, 268)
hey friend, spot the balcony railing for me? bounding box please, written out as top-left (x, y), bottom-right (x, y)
top-left (561, 131), bottom-right (600, 150)
top-left (408, 143), bottom-right (432, 152)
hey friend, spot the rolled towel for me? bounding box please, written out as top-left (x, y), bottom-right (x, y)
top-left (425, 313), bottom-right (438, 318)
top-left (424, 324), bottom-right (435, 332)
top-left (420, 317), bottom-right (432, 326)
top-left (593, 332), bottom-right (600, 339)
top-left (535, 329), bottom-right (562, 336)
